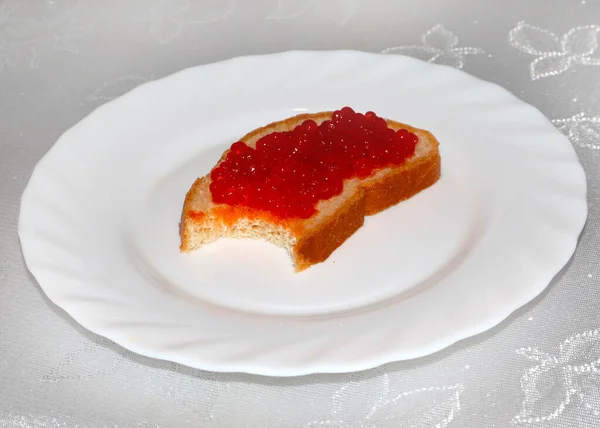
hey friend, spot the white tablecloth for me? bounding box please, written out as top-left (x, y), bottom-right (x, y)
top-left (1, 1), bottom-right (599, 426)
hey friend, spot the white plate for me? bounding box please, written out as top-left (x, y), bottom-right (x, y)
top-left (19, 51), bottom-right (587, 376)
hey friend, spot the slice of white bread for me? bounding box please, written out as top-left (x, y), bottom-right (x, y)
top-left (180, 111), bottom-right (441, 272)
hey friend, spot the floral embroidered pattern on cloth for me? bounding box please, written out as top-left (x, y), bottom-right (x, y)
top-left (0, 0), bottom-right (598, 427)
top-left (554, 113), bottom-right (600, 150)
top-left (509, 22), bottom-right (600, 80)
top-left (382, 25), bottom-right (485, 69)
top-left (306, 376), bottom-right (463, 428)
top-left (514, 330), bottom-right (600, 425)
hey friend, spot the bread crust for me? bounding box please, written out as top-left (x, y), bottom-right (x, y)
top-left (180, 111), bottom-right (441, 272)
top-left (294, 187), bottom-right (365, 271)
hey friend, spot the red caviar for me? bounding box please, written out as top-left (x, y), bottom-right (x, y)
top-left (209, 107), bottom-right (418, 219)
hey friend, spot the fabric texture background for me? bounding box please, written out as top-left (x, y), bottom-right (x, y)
top-left (0, 0), bottom-right (599, 426)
